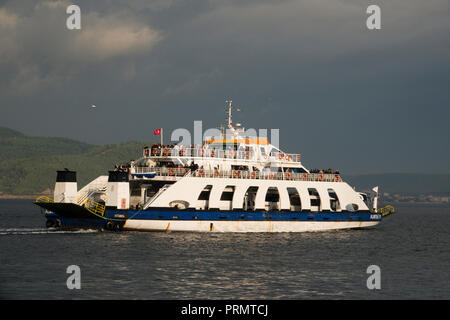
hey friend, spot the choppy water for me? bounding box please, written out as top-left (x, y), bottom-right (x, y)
top-left (0, 199), bottom-right (449, 299)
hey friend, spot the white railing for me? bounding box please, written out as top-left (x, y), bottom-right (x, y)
top-left (270, 152), bottom-right (301, 162)
top-left (132, 167), bottom-right (342, 182)
top-left (191, 170), bottom-right (342, 182)
top-left (132, 167), bottom-right (190, 177)
top-left (143, 147), bottom-right (301, 163)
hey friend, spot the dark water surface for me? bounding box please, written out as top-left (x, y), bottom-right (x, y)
top-left (0, 199), bottom-right (449, 299)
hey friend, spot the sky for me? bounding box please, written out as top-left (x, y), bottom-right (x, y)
top-left (0, 0), bottom-right (449, 174)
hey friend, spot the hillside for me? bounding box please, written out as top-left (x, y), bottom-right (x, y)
top-left (0, 127), bottom-right (449, 196)
top-left (0, 127), bottom-right (146, 195)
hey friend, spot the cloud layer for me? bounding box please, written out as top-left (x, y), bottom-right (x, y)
top-left (0, 0), bottom-right (449, 174)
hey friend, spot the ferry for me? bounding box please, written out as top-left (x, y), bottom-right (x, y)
top-left (34, 101), bottom-right (392, 232)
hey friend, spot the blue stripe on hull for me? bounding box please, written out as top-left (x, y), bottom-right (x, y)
top-left (104, 210), bottom-right (382, 222)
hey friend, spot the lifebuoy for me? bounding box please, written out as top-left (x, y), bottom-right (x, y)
top-left (302, 173), bottom-right (308, 181)
top-left (318, 174), bottom-right (324, 181)
top-left (169, 169), bottom-right (175, 176)
top-left (251, 171), bottom-right (256, 179)
top-left (285, 172), bottom-right (291, 180)
top-left (233, 170), bottom-right (240, 178)
top-left (211, 150), bottom-right (215, 157)
top-left (144, 149), bottom-right (149, 157)
top-left (334, 175), bottom-right (341, 182)
top-left (214, 170), bottom-right (220, 177)
top-left (278, 153), bottom-right (284, 160)
top-left (285, 154), bottom-right (290, 161)
top-left (198, 169), bottom-right (204, 177)
top-left (246, 152), bottom-right (250, 159)
top-left (269, 173), bottom-right (274, 179)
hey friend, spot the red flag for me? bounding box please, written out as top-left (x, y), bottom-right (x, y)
top-left (154, 128), bottom-right (161, 135)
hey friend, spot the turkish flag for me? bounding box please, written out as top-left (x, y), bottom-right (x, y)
top-left (153, 128), bottom-right (161, 135)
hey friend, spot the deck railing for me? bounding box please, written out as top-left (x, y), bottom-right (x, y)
top-left (143, 147), bottom-right (301, 163)
top-left (191, 170), bottom-right (341, 182)
top-left (132, 167), bottom-right (342, 182)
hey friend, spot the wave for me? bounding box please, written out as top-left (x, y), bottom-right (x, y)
top-left (0, 227), bottom-right (100, 235)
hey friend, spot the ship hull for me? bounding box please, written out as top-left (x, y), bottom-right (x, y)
top-left (40, 204), bottom-right (382, 232)
top-left (123, 219), bottom-right (380, 232)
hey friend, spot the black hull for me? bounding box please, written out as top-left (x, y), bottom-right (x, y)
top-left (34, 202), bottom-right (95, 219)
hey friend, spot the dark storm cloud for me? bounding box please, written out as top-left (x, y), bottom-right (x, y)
top-left (0, 0), bottom-right (449, 174)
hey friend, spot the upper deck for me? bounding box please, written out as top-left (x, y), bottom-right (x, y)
top-left (143, 145), bottom-right (301, 163)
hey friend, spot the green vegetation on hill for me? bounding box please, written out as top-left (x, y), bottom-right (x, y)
top-left (0, 127), bottom-right (146, 195)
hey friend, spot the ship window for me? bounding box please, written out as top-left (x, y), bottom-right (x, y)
top-left (328, 188), bottom-right (341, 211)
top-left (308, 188), bottom-right (321, 209)
top-left (287, 187), bottom-right (301, 208)
top-left (260, 147), bottom-right (266, 156)
top-left (265, 187), bottom-right (280, 202)
top-left (220, 186), bottom-right (235, 201)
top-left (198, 185), bottom-right (212, 200)
top-left (243, 186), bottom-right (259, 211)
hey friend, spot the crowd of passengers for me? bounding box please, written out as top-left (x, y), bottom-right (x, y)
top-left (309, 168), bottom-right (340, 174)
top-left (114, 163), bottom-right (132, 172)
top-left (148, 143), bottom-right (209, 156)
top-left (146, 143), bottom-right (251, 158)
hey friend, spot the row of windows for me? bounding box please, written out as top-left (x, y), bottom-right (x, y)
top-left (197, 185), bottom-right (341, 210)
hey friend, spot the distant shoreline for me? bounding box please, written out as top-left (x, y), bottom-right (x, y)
top-left (0, 194), bottom-right (43, 199)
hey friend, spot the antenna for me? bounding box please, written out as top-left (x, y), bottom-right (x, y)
top-left (225, 100), bottom-right (233, 129)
